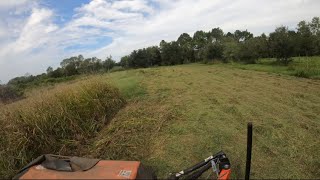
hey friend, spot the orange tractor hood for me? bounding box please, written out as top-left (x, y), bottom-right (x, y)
top-left (14, 154), bottom-right (154, 179)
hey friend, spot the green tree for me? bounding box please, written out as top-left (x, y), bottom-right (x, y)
top-left (79, 57), bottom-right (102, 73)
top-left (225, 32), bottom-right (234, 38)
top-left (193, 31), bottom-right (209, 61)
top-left (46, 66), bottom-right (53, 74)
top-left (234, 30), bottom-right (253, 42)
top-left (257, 33), bottom-right (270, 58)
top-left (177, 33), bottom-right (194, 63)
top-left (50, 68), bottom-right (64, 78)
top-left (296, 20), bottom-right (314, 56)
top-left (60, 55), bottom-right (84, 76)
top-left (209, 27), bottom-right (224, 42)
top-left (120, 56), bottom-right (130, 68)
top-left (103, 56), bottom-right (116, 71)
top-left (64, 63), bottom-right (78, 76)
top-left (269, 26), bottom-right (295, 65)
top-left (193, 30), bottom-right (208, 49)
top-left (60, 55), bottom-right (83, 69)
top-left (238, 37), bottom-right (261, 64)
top-left (146, 46), bottom-right (162, 66)
top-left (222, 37), bottom-right (240, 62)
top-left (160, 40), bottom-right (183, 65)
top-left (200, 42), bottom-right (224, 62)
top-left (309, 17), bottom-right (320, 55)
top-left (310, 17), bottom-right (320, 35)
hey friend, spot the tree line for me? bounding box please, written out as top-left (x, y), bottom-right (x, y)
top-left (120, 17), bottom-right (319, 67)
top-left (1, 17), bottom-right (319, 103)
top-left (1, 55), bottom-right (118, 103)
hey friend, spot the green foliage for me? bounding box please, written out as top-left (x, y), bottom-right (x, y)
top-left (146, 46), bottom-right (162, 66)
top-left (192, 30), bottom-right (209, 50)
top-left (78, 57), bottom-right (103, 74)
top-left (46, 66), bottom-right (53, 74)
top-left (160, 40), bottom-right (183, 65)
top-left (0, 79), bottom-right (126, 178)
top-left (120, 16), bottom-right (319, 68)
top-left (123, 46), bottom-right (162, 68)
top-left (48, 67), bottom-right (64, 78)
top-left (234, 29), bottom-right (253, 42)
top-left (0, 85), bottom-right (23, 103)
top-left (269, 26), bottom-right (295, 65)
top-left (294, 70), bottom-right (310, 78)
top-left (200, 42), bottom-right (224, 63)
top-left (120, 55), bottom-right (130, 68)
top-left (109, 66), bottom-right (125, 73)
top-left (103, 55), bottom-right (116, 71)
top-left (223, 38), bottom-right (240, 62)
top-left (290, 57), bottom-right (320, 78)
top-left (296, 20), bottom-right (314, 56)
top-left (209, 27), bottom-right (224, 42)
top-left (5, 54), bottom-right (119, 102)
top-left (237, 38), bottom-right (261, 64)
top-left (226, 56), bottom-right (320, 79)
top-left (177, 33), bottom-right (194, 63)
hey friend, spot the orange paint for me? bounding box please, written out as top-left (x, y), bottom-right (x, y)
top-left (19, 160), bottom-right (141, 179)
top-left (218, 169), bottom-right (231, 180)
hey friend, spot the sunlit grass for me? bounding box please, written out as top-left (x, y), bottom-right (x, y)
top-left (226, 56), bottom-right (320, 79)
top-left (0, 78), bottom-right (125, 178)
top-left (91, 64), bottom-right (320, 179)
top-left (1, 63), bottom-right (319, 179)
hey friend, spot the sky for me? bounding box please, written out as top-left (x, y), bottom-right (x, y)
top-left (0, 0), bottom-right (319, 83)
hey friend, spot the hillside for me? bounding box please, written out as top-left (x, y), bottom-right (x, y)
top-left (1, 64), bottom-right (320, 179)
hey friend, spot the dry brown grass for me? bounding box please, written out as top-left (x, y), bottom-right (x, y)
top-left (0, 78), bottom-right (125, 178)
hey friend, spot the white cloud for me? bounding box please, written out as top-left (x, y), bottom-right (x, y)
top-left (90, 0), bottom-right (320, 59)
top-left (0, 23), bottom-right (7, 38)
top-left (0, 7), bottom-right (58, 69)
top-left (0, 0), bottom-right (30, 8)
top-left (111, 0), bottom-right (154, 14)
top-left (13, 8), bottom-right (58, 52)
top-left (0, 0), bottom-right (320, 83)
top-left (74, 0), bottom-right (143, 23)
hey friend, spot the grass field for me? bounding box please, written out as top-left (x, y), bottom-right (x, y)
top-left (226, 56), bottom-right (320, 79)
top-left (1, 63), bottom-right (320, 179)
top-left (89, 64), bottom-right (320, 179)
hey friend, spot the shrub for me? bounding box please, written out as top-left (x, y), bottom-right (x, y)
top-left (276, 57), bottom-right (293, 65)
top-left (109, 66), bottom-right (125, 73)
top-left (0, 79), bottom-right (126, 178)
top-left (291, 57), bottom-right (320, 78)
top-left (294, 70), bottom-right (310, 78)
top-left (0, 85), bottom-right (23, 103)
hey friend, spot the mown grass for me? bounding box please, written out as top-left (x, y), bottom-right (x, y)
top-left (1, 64), bottom-right (319, 179)
top-left (88, 64), bottom-right (320, 179)
top-left (0, 78), bottom-right (125, 178)
top-left (226, 56), bottom-right (320, 79)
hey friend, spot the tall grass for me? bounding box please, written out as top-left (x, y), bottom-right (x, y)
top-left (225, 56), bottom-right (320, 79)
top-left (289, 56), bottom-right (320, 78)
top-left (0, 79), bottom-right (125, 178)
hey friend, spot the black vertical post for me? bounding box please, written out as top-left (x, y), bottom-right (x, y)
top-left (245, 122), bottom-right (253, 180)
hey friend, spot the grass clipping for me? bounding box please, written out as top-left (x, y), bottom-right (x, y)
top-left (0, 79), bottom-right (125, 178)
